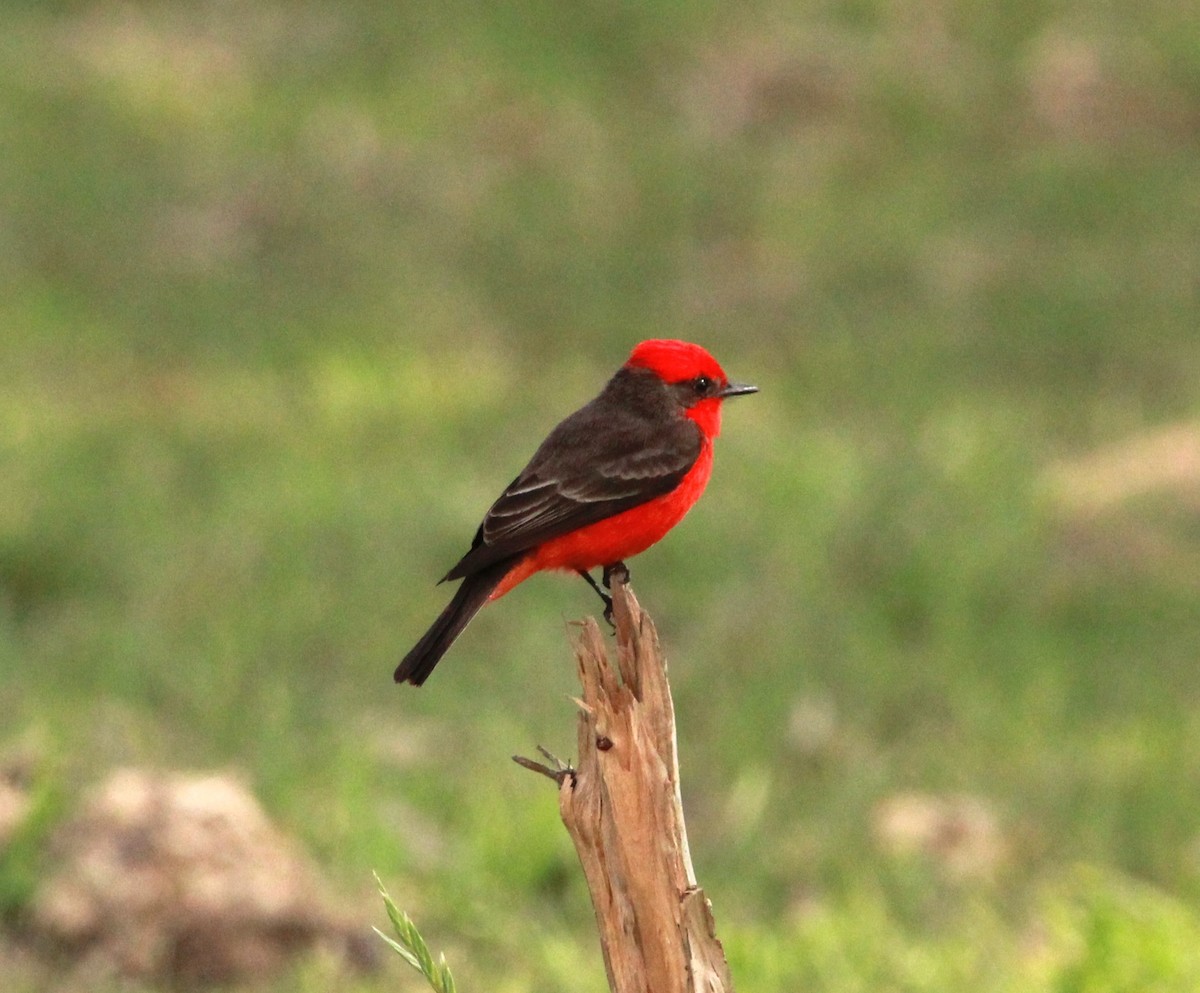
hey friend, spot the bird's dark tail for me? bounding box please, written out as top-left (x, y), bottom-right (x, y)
top-left (394, 560), bottom-right (514, 686)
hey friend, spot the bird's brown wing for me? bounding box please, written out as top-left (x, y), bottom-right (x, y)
top-left (441, 396), bottom-right (702, 582)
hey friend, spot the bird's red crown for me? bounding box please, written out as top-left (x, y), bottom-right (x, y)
top-left (625, 339), bottom-right (727, 385)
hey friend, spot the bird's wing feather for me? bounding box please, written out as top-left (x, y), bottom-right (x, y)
top-left (442, 406), bottom-right (701, 581)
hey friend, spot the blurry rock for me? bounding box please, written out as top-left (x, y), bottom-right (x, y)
top-left (682, 36), bottom-right (850, 142)
top-left (1026, 32), bottom-right (1111, 138)
top-left (31, 769), bottom-right (375, 985)
top-left (1024, 27), bottom-right (1189, 143)
top-left (0, 746), bottom-right (39, 854)
top-left (1041, 422), bottom-right (1200, 587)
top-left (1045, 421), bottom-right (1200, 514)
top-left (873, 792), bottom-right (1005, 881)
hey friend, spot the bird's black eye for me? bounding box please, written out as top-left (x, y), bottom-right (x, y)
top-left (693, 375), bottom-right (713, 396)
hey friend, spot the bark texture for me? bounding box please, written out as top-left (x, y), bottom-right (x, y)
top-left (550, 578), bottom-right (734, 993)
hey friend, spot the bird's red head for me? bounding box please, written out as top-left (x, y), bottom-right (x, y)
top-left (626, 339), bottom-right (727, 384)
top-left (625, 339), bottom-right (756, 439)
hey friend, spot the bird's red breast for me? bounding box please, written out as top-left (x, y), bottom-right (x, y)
top-left (488, 440), bottom-right (714, 600)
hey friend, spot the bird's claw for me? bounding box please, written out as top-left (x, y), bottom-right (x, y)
top-left (602, 561), bottom-right (630, 589)
top-left (579, 563), bottom-right (627, 630)
top-left (602, 596), bottom-right (615, 630)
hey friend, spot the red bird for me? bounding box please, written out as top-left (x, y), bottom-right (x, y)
top-left (394, 339), bottom-right (757, 686)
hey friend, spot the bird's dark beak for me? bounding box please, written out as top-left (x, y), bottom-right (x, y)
top-left (720, 381), bottom-right (758, 398)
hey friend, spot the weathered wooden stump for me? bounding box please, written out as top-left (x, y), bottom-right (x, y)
top-left (517, 578), bottom-right (733, 993)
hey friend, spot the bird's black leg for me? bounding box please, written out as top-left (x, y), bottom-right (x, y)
top-left (602, 561), bottom-right (630, 589)
top-left (577, 569), bottom-right (615, 628)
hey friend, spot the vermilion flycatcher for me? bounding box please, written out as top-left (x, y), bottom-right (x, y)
top-left (394, 339), bottom-right (757, 686)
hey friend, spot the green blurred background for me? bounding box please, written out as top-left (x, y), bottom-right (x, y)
top-left (3, 1), bottom-right (1200, 990)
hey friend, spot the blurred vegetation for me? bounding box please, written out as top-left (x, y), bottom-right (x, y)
top-left (1, 0), bottom-right (1199, 990)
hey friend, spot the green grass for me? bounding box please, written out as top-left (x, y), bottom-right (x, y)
top-left (2, 1), bottom-right (1200, 990)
